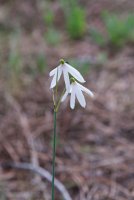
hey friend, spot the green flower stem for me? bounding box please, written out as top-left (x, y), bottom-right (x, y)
top-left (51, 110), bottom-right (57, 200)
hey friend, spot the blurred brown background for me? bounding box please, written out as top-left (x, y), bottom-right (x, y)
top-left (0, 0), bottom-right (134, 199)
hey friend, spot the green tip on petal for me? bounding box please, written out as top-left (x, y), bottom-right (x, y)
top-left (60, 59), bottom-right (65, 65)
top-left (70, 77), bottom-right (76, 83)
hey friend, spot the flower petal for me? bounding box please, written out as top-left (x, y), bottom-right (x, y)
top-left (57, 66), bottom-right (62, 81)
top-left (76, 82), bottom-right (94, 98)
top-left (50, 73), bottom-right (57, 88)
top-left (49, 65), bottom-right (62, 77)
top-left (66, 63), bottom-right (85, 83)
top-left (70, 85), bottom-right (76, 109)
top-left (50, 66), bottom-right (62, 88)
top-left (75, 85), bottom-right (86, 108)
top-left (63, 68), bottom-right (70, 91)
top-left (49, 67), bottom-right (57, 77)
top-left (61, 90), bottom-right (69, 102)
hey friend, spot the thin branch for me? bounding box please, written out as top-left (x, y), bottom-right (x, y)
top-left (0, 162), bottom-right (72, 200)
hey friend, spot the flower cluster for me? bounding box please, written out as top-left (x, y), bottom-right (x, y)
top-left (49, 59), bottom-right (94, 109)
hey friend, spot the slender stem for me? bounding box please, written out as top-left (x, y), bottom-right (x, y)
top-left (51, 110), bottom-right (57, 200)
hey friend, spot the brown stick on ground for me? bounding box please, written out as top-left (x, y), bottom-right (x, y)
top-left (0, 162), bottom-right (72, 200)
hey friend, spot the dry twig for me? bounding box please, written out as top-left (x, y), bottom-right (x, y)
top-left (0, 162), bottom-right (72, 200)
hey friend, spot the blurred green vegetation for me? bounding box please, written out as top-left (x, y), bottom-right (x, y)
top-left (66, 6), bottom-right (86, 39)
top-left (0, 27), bottom-right (47, 94)
top-left (36, 54), bottom-right (47, 74)
top-left (43, 0), bottom-right (87, 42)
top-left (60, 0), bottom-right (86, 39)
top-left (43, 4), bottom-right (61, 45)
top-left (90, 12), bottom-right (134, 48)
top-left (45, 28), bottom-right (61, 45)
top-left (43, 10), bottom-right (55, 27)
top-left (0, 183), bottom-right (6, 200)
top-left (89, 28), bottom-right (106, 47)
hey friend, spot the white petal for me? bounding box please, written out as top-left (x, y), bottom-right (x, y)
top-left (76, 82), bottom-right (94, 98)
top-left (65, 63), bottom-right (85, 83)
top-left (50, 66), bottom-right (62, 88)
top-left (75, 85), bottom-right (86, 108)
top-left (57, 66), bottom-right (62, 81)
top-left (61, 90), bottom-right (69, 102)
top-left (63, 68), bottom-right (70, 91)
top-left (50, 73), bottom-right (57, 88)
top-left (49, 65), bottom-right (62, 77)
top-left (49, 67), bottom-right (57, 77)
top-left (70, 85), bottom-right (76, 109)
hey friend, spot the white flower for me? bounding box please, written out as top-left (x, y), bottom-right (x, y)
top-left (49, 59), bottom-right (85, 91)
top-left (61, 79), bottom-right (94, 109)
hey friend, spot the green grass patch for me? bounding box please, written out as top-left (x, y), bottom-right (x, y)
top-left (90, 12), bottom-right (134, 48)
top-left (45, 28), bottom-right (61, 45)
top-left (60, 0), bottom-right (86, 39)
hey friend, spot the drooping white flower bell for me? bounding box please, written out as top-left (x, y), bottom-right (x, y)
top-left (61, 78), bottom-right (94, 109)
top-left (49, 59), bottom-right (85, 91)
